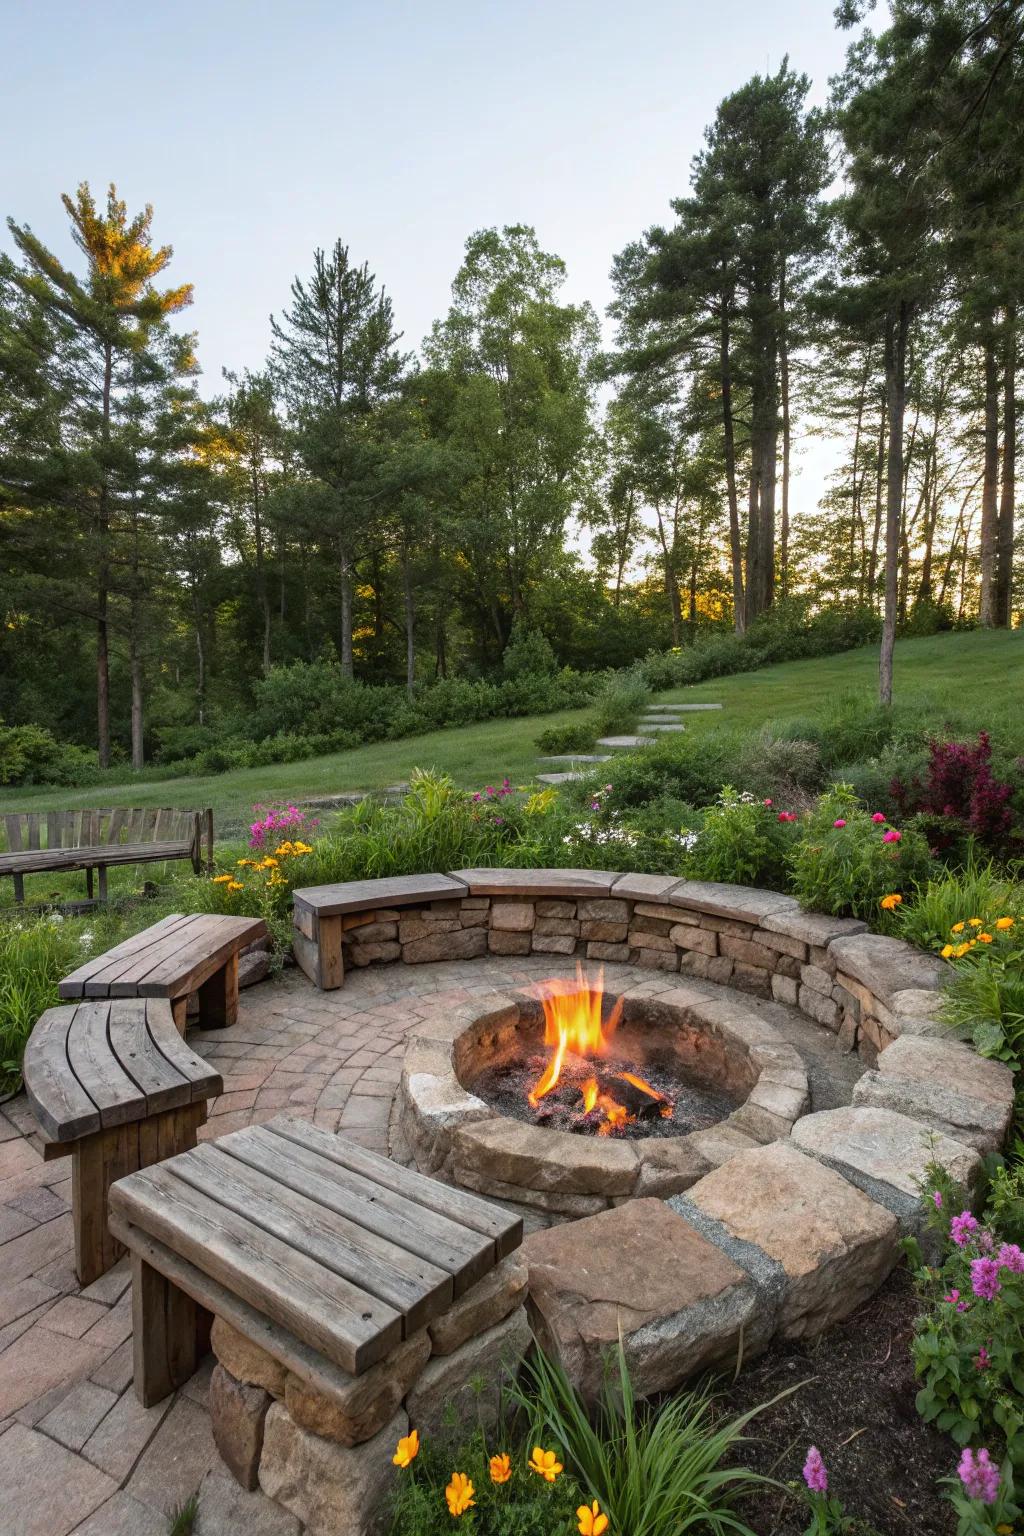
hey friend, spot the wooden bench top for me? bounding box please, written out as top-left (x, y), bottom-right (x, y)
top-left (293, 873), bottom-right (469, 917)
top-left (109, 1115), bottom-right (523, 1376)
top-left (59, 913), bottom-right (267, 1001)
top-left (24, 998), bottom-right (223, 1144)
top-left (0, 840), bottom-right (195, 877)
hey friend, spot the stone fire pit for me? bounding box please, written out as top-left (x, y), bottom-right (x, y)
top-left (399, 981), bottom-right (811, 1216)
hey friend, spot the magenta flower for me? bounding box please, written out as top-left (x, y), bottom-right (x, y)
top-left (951, 1210), bottom-right (979, 1247)
top-left (871, 812), bottom-right (886, 823)
top-left (978, 1230), bottom-right (995, 1254)
top-left (472, 793), bottom-right (481, 802)
top-left (943, 1288), bottom-right (969, 1312)
top-left (971, 1257), bottom-right (1001, 1301)
top-left (975, 1346), bottom-right (991, 1370)
top-left (932, 1190), bottom-right (943, 1210)
top-left (763, 798), bottom-right (773, 807)
top-left (778, 811), bottom-right (797, 823)
top-left (833, 818), bottom-right (846, 828)
top-left (802, 1446), bottom-right (828, 1494)
top-left (883, 829), bottom-right (902, 843)
top-left (958, 1448), bottom-right (1000, 1504)
top-left (997, 1242), bottom-right (1024, 1273)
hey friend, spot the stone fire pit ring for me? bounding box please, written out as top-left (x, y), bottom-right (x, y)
top-left (399, 984), bottom-right (810, 1216)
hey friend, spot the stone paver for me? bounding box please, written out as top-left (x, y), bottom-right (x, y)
top-left (0, 952), bottom-right (869, 1534)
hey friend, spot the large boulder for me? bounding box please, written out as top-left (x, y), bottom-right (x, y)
top-left (259, 1403), bottom-right (405, 1536)
top-left (679, 1142), bottom-right (900, 1338)
top-left (522, 1199), bottom-right (764, 1400)
top-left (852, 1036), bottom-right (1015, 1154)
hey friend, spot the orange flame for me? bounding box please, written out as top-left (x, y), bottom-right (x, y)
top-left (580, 1077), bottom-right (599, 1114)
top-left (528, 966), bottom-right (622, 1107)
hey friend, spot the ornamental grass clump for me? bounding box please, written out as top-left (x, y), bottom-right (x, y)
top-left (906, 1174), bottom-right (1024, 1471)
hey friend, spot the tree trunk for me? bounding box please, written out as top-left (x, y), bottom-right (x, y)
top-left (653, 507), bottom-right (682, 646)
top-left (719, 300), bottom-right (745, 631)
top-left (339, 539), bottom-right (354, 678)
top-left (96, 342), bottom-right (113, 767)
top-left (130, 616), bottom-right (144, 772)
top-left (979, 323), bottom-right (1000, 626)
top-left (252, 463), bottom-right (271, 674)
top-left (868, 395), bottom-right (886, 609)
top-left (744, 291), bottom-right (778, 627)
top-left (880, 302), bottom-right (910, 707)
top-left (996, 306), bottom-right (1016, 627)
top-left (779, 260), bottom-right (792, 599)
top-left (401, 544), bottom-right (416, 698)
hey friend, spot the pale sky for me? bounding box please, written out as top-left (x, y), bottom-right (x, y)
top-left (4, 0), bottom-right (854, 516)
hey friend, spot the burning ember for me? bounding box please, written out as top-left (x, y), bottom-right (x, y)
top-left (526, 967), bottom-right (673, 1136)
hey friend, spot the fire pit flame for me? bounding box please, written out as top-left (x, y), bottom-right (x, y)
top-left (526, 966), bottom-right (673, 1135)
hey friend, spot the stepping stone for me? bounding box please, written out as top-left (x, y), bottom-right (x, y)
top-left (535, 772), bottom-right (585, 784)
top-left (851, 1036), bottom-right (1016, 1154)
top-left (537, 755), bottom-right (611, 764)
top-left (650, 703), bottom-right (723, 712)
top-left (640, 722), bottom-right (686, 732)
top-left (596, 736), bottom-right (656, 750)
top-left (522, 1199), bottom-right (762, 1401)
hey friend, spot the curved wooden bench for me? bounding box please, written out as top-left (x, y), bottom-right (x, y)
top-left (59, 912), bottom-right (268, 1033)
top-left (24, 998), bottom-right (224, 1283)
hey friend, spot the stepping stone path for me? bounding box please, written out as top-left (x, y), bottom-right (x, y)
top-left (535, 772), bottom-right (586, 784)
top-left (596, 735), bottom-right (657, 750)
top-left (650, 702), bottom-right (724, 712)
top-left (640, 722), bottom-right (686, 732)
top-left (537, 755), bottom-right (611, 764)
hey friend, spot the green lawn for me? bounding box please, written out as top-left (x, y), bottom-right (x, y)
top-left (1, 630), bottom-right (1020, 846)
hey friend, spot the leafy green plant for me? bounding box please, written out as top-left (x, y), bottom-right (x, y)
top-left (166, 1494), bottom-right (199, 1535)
top-left (897, 860), bottom-right (1024, 952)
top-left (787, 787), bottom-right (933, 921)
top-left (0, 916), bottom-right (84, 1093)
top-left (536, 723), bottom-right (598, 754)
top-left (943, 1452), bottom-right (1020, 1536)
top-left (512, 1341), bottom-right (778, 1536)
top-left (590, 668), bottom-right (649, 736)
top-left (685, 789), bottom-right (797, 889)
top-left (733, 730), bottom-right (823, 799)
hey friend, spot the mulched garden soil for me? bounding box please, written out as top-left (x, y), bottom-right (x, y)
top-left (716, 1268), bottom-right (957, 1536)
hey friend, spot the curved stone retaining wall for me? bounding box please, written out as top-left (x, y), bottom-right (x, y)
top-left (294, 868), bottom-right (949, 1066)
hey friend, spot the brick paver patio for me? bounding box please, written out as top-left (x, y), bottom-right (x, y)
top-left (0, 956), bottom-right (861, 1534)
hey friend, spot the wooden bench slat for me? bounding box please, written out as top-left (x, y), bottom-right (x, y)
top-left (23, 1006), bottom-right (102, 1142)
top-left (0, 841), bottom-right (194, 877)
top-left (236, 1123), bottom-right (494, 1295)
top-left (60, 914), bottom-right (198, 996)
top-left (175, 1143), bottom-right (452, 1333)
top-left (66, 1001), bottom-right (148, 1128)
top-left (107, 999), bottom-right (193, 1116)
top-left (108, 1163), bottom-right (402, 1375)
top-left (83, 916), bottom-right (212, 996)
top-left (134, 916), bottom-right (266, 997)
top-left (269, 1116), bottom-right (523, 1259)
top-left (145, 1001), bottom-right (223, 1101)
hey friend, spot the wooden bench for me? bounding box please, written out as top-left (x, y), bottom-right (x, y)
top-left (23, 998), bottom-right (223, 1284)
top-left (1, 806), bottom-right (214, 903)
top-left (59, 912), bottom-right (268, 1033)
top-left (108, 1115), bottom-right (523, 1406)
top-left (292, 873), bottom-right (470, 990)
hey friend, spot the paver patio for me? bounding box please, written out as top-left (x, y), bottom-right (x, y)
top-left (0, 955), bottom-right (862, 1534)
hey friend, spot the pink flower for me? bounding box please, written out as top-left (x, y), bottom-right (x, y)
top-left (871, 812), bottom-right (886, 823)
top-left (958, 1448), bottom-right (1000, 1504)
top-left (943, 1288), bottom-right (969, 1312)
top-left (882, 829), bottom-right (902, 844)
top-left (833, 819), bottom-right (847, 828)
top-left (932, 1191), bottom-right (943, 1210)
top-left (951, 1211), bottom-right (979, 1247)
top-left (778, 811), bottom-right (797, 823)
top-left (997, 1243), bottom-right (1024, 1273)
top-left (975, 1346), bottom-right (991, 1370)
top-left (971, 1257), bottom-right (1001, 1301)
top-left (802, 1446), bottom-right (828, 1494)
top-left (978, 1230), bottom-right (995, 1254)
top-left (763, 798), bottom-right (773, 807)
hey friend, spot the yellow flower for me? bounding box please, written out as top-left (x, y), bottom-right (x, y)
top-left (212, 873), bottom-right (232, 884)
top-left (951, 922), bottom-right (965, 934)
top-left (978, 932), bottom-right (994, 944)
top-left (489, 1452), bottom-right (512, 1484)
top-left (880, 893), bottom-right (902, 911)
top-left (227, 880), bottom-right (244, 892)
top-left (940, 944), bottom-right (954, 959)
top-left (392, 1429), bottom-right (419, 1468)
top-left (528, 1447), bottom-right (563, 1483)
top-left (445, 1472), bottom-right (475, 1516)
top-left (996, 916), bottom-right (1015, 930)
top-left (236, 858), bottom-right (254, 867)
top-left (261, 857), bottom-right (279, 869)
top-left (968, 918), bottom-right (983, 928)
top-left (954, 942), bottom-right (971, 958)
top-left (578, 1502), bottom-right (609, 1536)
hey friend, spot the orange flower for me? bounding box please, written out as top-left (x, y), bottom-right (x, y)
top-left (968, 918), bottom-right (983, 928)
top-left (489, 1452), bottom-right (512, 1484)
top-left (528, 1446), bottom-right (563, 1483)
top-left (445, 1472), bottom-right (475, 1516)
top-left (226, 880), bottom-right (244, 892)
top-left (880, 893), bottom-right (902, 911)
top-left (392, 1428), bottom-right (419, 1468)
top-left (578, 1501), bottom-right (609, 1536)
top-left (952, 922), bottom-right (965, 934)
top-left (996, 916), bottom-right (1015, 930)
top-left (978, 932), bottom-right (994, 944)
top-left (212, 873), bottom-right (232, 884)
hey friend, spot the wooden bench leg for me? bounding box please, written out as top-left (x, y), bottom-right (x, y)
top-left (73, 1104), bottom-right (207, 1285)
top-left (97, 864), bottom-right (108, 903)
top-left (196, 953), bottom-right (238, 1029)
top-left (171, 996), bottom-right (189, 1035)
top-left (86, 866), bottom-right (94, 901)
top-left (131, 1253), bottom-right (200, 1406)
top-left (13, 872), bottom-right (25, 904)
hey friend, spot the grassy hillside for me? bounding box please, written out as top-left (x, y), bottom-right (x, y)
top-left (1, 630), bottom-right (1020, 839)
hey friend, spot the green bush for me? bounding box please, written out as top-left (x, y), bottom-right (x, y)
top-left (593, 732), bottom-right (744, 813)
top-left (685, 788), bottom-right (798, 889)
top-left (0, 723), bottom-right (100, 787)
top-left (535, 723), bottom-right (597, 754)
top-left (590, 667), bottom-right (649, 736)
top-left (0, 916), bottom-right (84, 1092)
top-left (639, 606), bottom-right (880, 692)
top-left (733, 729), bottom-right (823, 799)
top-left (787, 787), bottom-right (934, 921)
top-left (502, 623), bottom-right (558, 679)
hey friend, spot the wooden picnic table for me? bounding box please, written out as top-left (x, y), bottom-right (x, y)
top-left (108, 1115), bottom-right (523, 1405)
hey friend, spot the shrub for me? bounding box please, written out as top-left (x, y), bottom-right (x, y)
top-left (593, 732), bottom-right (745, 813)
top-left (0, 723), bottom-right (99, 787)
top-left (638, 606), bottom-right (880, 692)
top-left (513, 1340), bottom-right (775, 1536)
top-left (892, 733), bottom-right (1021, 859)
top-left (684, 789), bottom-right (799, 889)
top-left (502, 622), bottom-right (558, 679)
top-left (733, 730), bottom-right (823, 800)
top-left (906, 1178), bottom-right (1024, 1469)
top-left (535, 722), bottom-right (597, 754)
top-left (590, 667), bottom-right (649, 736)
top-left (543, 782), bottom-right (701, 875)
top-left (0, 916), bottom-right (84, 1092)
top-left (787, 787), bottom-right (934, 921)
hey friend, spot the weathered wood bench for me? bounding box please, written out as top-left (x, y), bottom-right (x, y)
top-left (107, 1114), bottom-right (523, 1407)
top-left (59, 912), bottom-right (268, 1033)
top-left (23, 998), bottom-right (223, 1284)
top-left (1, 806), bottom-right (214, 903)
